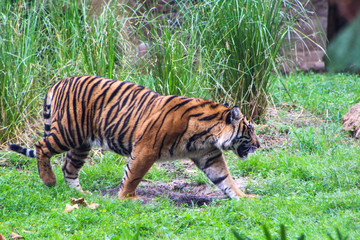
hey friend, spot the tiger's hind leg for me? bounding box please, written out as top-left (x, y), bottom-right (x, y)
top-left (35, 138), bottom-right (69, 187)
top-left (62, 144), bottom-right (91, 192)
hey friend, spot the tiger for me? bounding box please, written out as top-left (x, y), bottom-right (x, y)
top-left (9, 75), bottom-right (260, 199)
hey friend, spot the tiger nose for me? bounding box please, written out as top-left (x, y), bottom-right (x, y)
top-left (253, 138), bottom-right (261, 148)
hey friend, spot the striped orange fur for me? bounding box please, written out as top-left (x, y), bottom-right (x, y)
top-left (9, 76), bottom-right (260, 199)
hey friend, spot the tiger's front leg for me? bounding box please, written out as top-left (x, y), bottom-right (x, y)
top-left (118, 151), bottom-right (157, 200)
top-left (193, 149), bottom-right (257, 199)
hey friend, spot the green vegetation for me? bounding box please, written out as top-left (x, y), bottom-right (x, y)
top-left (135, 0), bottom-right (309, 119)
top-left (0, 0), bottom-right (129, 142)
top-left (0, 0), bottom-right (310, 141)
top-left (1, 0), bottom-right (359, 239)
top-left (2, 73), bottom-right (360, 239)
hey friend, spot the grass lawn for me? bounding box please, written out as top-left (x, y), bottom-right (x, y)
top-left (1, 72), bottom-right (360, 239)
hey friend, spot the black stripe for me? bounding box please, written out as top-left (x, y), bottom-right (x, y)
top-left (181, 102), bottom-right (210, 118)
top-left (65, 103), bottom-right (77, 147)
top-left (152, 99), bottom-right (192, 145)
top-left (77, 76), bottom-right (93, 101)
top-left (126, 162), bottom-right (132, 174)
top-left (186, 123), bottom-right (219, 151)
top-left (119, 85), bottom-right (137, 109)
top-left (168, 113), bottom-right (204, 155)
top-left (72, 82), bottom-right (83, 144)
top-left (163, 95), bottom-right (178, 107)
top-left (44, 124), bottom-right (51, 131)
top-left (45, 139), bottom-right (60, 154)
top-left (72, 152), bottom-right (89, 158)
top-left (78, 76), bottom-right (96, 103)
top-left (29, 150), bottom-right (36, 158)
top-left (86, 81), bottom-right (101, 105)
top-left (81, 101), bottom-right (89, 137)
top-left (212, 175), bottom-right (228, 185)
top-left (199, 113), bottom-right (219, 121)
top-left (69, 159), bottom-right (84, 169)
top-left (158, 133), bottom-right (167, 158)
top-left (130, 177), bottom-right (142, 184)
top-left (106, 81), bottom-right (127, 104)
top-left (50, 134), bottom-right (70, 152)
top-left (210, 103), bottom-right (220, 109)
top-left (65, 175), bottom-right (78, 180)
top-left (203, 153), bottom-right (222, 169)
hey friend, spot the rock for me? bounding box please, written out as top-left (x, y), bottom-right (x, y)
top-left (342, 103), bottom-right (360, 139)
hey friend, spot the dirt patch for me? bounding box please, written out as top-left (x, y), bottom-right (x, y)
top-left (102, 167), bottom-right (250, 207)
top-left (103, 180), bottom-right (225, 207)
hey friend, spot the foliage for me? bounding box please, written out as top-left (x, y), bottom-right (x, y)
top-left (134, 0), bottom-right (312, 120)
top-left (1, 73), bottom-right (360, 239)
top-left (0, 0), bottom-right (314, 141)
top-left (271, 73), bottom-right (360, 123)
top-left (0, 0), bottom-right (128, 142)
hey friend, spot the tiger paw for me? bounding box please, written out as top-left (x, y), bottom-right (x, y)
top-left (244, 194), bottom-right (258, 198)
top-left (118, 192), bottom-right (140, 201)
top-left (233, 193), bottom-right (258, 199)
top-left (40, 173), bottom-right (57, 187)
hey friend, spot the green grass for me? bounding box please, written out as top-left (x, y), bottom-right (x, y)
top-left (272, 73), bottom-right (360, 122)
top-left (136, 0), bottom-right (311, 120)
top-left (1, 73), bottom-right (360, 239)
top-left (0, 0), bottom-right (129, 142)
top-left (0, 0), bottom-right (314, 141)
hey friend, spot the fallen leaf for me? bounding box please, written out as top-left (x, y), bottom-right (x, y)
top-left (9, 232), bottom-right (23, 239)
top-left (0, 233), bottom-right (6, 240)
top-left (64, 203), bottom-right (79, 213)
top-left (88, 202), bottom-right (100, 210)
top-left (65, 197), bottom-right (99, 213)
top-left (70, 197), bottom-right (88, 206)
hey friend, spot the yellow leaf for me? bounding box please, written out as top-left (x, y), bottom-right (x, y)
top-left (64, 203), bottom-right (79, 213)
top-left (9, 232), bottom-right (24, 239)
top-left (88, 202), bottom-right (100, 210)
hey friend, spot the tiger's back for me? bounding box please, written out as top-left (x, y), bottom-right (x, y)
top-left (10, 75), bottom-right (260, 199)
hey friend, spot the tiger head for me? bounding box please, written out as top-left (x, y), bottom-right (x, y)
top-left (224, 107), bottom-right (260, 159)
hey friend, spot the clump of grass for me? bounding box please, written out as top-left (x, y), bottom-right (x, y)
top-left (132, 0), bottom-right (312, 121)
top-left (130, 2), bottom-right (215, 98)
top-left (196, 0), bottom-right (312, 120)
top-left (0, 1), bottom-right (45, 142)
top-left (0, 0), bottom-right (128, 142)
top-left (232, 224), bottom-right (349, 240)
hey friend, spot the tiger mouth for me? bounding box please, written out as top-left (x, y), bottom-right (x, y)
top-left (236, 145), bottom-right (257, 159)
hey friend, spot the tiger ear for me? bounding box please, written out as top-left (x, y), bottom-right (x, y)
top-left (226, 107), bottom-right (243, 124)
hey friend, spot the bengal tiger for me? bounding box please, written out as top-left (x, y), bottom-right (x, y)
top-left (9, 75), bottom-right (260, 199)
